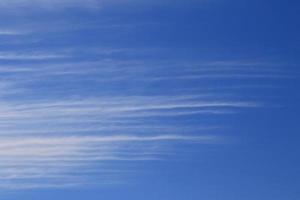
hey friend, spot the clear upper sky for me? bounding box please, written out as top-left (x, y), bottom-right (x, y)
top-left (0, 0), bottom-right (299, 199)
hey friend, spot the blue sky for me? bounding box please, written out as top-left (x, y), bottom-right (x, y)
top-left (0, 0), bottom-right (299, 199)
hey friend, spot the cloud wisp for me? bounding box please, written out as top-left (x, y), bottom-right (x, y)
top-left (0, 92), bottom-right (246, 189)
top-left (0, 0), bottom-right (185, 10)
top-left (0, 134), bottom-right (213, 189)
top-left (0, 88), bottom-right (256, 189)
top-left (0, 95), bottom-right (258, 134)
top-left (0, 0), bottom-right (292, 192)
top-left (0, 47), bottom-right (286, 190)
top-left (0, 0), bottom-right (102, 10)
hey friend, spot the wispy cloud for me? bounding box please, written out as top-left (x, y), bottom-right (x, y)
top-left (0, 0), bottom-right (102, 9)
top-left (0, 52), bottom-right (68, 60)
top-left (0, 134), bottom-right (214, 189)
top-left (0, 0), bottom-right (206, 12)
top-left (0, 0), bottom-right (291, 192)
top-left (0, 95), bottom-right (258, 134)
top-left (0, 85), bottom-right (245, 189)
top-left (0, 44), bottom-right (287, 190)
top-left (0, 30), bottom-right (25, 36)
top-left (0, 84), bottom-right (254, 189)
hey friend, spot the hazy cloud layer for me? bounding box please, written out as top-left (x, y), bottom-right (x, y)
top-left (0, 2), bottom-right (292, 190)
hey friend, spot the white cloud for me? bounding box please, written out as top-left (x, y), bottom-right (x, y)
top-left (0, 30), bottom-right (25, 35)
top-left (0, 47), bottom-right (279, 190)
top-left (0, 52), bottom-right (67, 60)
top-left (0, 134), bottom-right (213, 189)
top-left (0, 0), bottom-right (201, 11)
top-left (0, 0), bottom-right (102, 9)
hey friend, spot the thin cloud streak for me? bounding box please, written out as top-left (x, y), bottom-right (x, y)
top-left (0, 134), bottom-right (214, 189)
top-left (0, 47), bottom-right (283, 191)
top-left (0, 52), bottom-right (68, 60)
top-left (0, 0), bottom-right (102, 9)
top-left (0, 30), bottom-right (25, 35)
top-left (0, 0), bottom-right (168, 10)
top-left (0, 0), bottom-right (291, 192)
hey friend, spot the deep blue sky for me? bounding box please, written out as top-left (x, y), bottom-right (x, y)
top-left (0, 0), bottom-right (299, 199)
